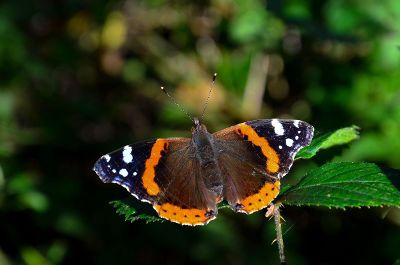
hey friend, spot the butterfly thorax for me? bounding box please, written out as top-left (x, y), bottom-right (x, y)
top-left (191, 121), bottom-right (216, 163)
top-left (191, 119), bottom-right (223, 195)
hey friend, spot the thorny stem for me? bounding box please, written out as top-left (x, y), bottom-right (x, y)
top-left (273, 204), bottom-right (286, 265)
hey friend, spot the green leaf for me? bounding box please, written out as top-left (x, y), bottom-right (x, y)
top-left (110, 200), bottom-right (164, 224)
top-left (296, 126), bottom-right (360, 159)
top-left (279, 162), bottom-right (400, 208)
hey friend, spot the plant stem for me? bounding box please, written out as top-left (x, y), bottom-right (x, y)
top-left (273, 204), bottom-right (286, 265)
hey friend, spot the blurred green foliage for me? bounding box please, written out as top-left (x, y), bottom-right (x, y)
top-left (1, 0), bottom-right (400, 264)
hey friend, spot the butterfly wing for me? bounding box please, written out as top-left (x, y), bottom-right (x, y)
top-left (93, 140), bottom-right (159, 203)
top-left (213, 119), bottom-right (314, 214)
top-left (93, 138), bottom-right (218, 226)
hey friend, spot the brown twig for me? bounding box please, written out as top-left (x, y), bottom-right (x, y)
top-left (273, 203), bottom-right (286, 265)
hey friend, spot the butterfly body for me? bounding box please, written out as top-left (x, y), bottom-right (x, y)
top-left (190, 118), bottom-right (224, 196)
top-left (94, 118), bottom-right (314, 225)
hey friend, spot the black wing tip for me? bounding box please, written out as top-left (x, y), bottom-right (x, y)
top-left (93, 156), bottom-right (113, 183)
top-left (292, 120), bottom-right (314, 146)
top-left (304, 123), bottom-right (314, 145)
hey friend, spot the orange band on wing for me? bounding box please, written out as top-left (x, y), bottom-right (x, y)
top-left (142, 139), bottom-right (168, 196)
top-left (237, 123), bottom-right (280, 173)
top-left (239, 181), bottom-right (280, 214)
top-left (154, 203), bottom-right (215, 226)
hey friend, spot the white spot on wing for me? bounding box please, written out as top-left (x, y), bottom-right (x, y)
top-left (123, 145), bottom-right (133, 163)
top-left (286, 138), bottom-right (294, 147)
top-left (295, 136), bottom-right (299, 140)
top-left (119, 168), bottom-right (128, 177)
top-left (294, 120), bottom-right (300, 128)
top-left (271, 119), bottom-right (285, 136)
top-left (279, 145), bottom-right (283, 149)
top-left (133, 172), bottom-right (137, 176)
top-left (104, 154), bottom-right (111, 162)
top-left (298, 130), bottom-right (301, 134)
top-left (112, 169), bottom-right (116, 173)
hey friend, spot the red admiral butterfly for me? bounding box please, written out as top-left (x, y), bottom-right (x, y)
top-left (93, 117), bottom-right (313, 225)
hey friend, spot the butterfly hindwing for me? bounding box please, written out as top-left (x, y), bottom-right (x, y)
top-left (151, 140), bottom-right (218, 225)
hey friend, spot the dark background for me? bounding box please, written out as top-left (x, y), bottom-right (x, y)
top-left (1, 0), bottom-right (400, 264)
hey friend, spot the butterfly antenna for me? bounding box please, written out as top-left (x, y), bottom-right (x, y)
top-left (199, 73), bottom-right (217, 122)
top-left (161, 86), bottom-right (195, 124)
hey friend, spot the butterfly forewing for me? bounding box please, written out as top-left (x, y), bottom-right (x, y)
top-left (213, 119), bottom-right (314, 213)
top-left (245, 119), bottom-right (314, 175)
top-left (93, 141), bottom-right (157, 202)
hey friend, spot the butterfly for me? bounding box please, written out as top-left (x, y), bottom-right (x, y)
top-left (93, 117), bottom-right (314, 226)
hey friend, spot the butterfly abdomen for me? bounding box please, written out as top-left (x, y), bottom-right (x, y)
top-left (191, 123), bottom-right (224, 196)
